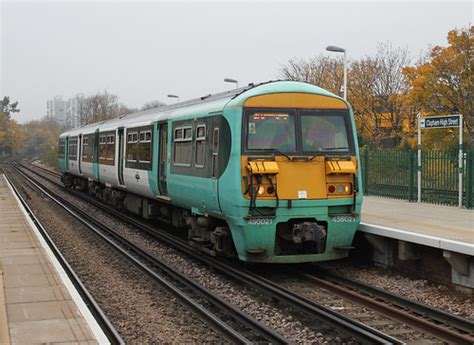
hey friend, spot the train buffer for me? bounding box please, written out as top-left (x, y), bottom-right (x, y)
top-left (359, 195), bottom-right (474, 292)
top-left (0, 174), bottom-right (108, 345)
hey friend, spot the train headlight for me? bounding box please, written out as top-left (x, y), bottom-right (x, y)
top-left (258, 186), bottom-right (265, 195)
top-left (328, 183), bottom-right (352, 195)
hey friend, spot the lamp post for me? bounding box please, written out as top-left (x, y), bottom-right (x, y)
top-left (167, 94), bottom-right (180, 102)
top-left (326, 45), bottom-right (347, 100)
top-left (224, 78), bottom-right (239, 89)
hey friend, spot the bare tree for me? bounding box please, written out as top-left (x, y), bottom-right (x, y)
top-left (281, 54), bottom-right (344, 96)
top-left (78, 90), bottom-right (133, 125)
top-left (350, 42), bottom-right (411, 147)
top-left (141, 100), bottom-right (166, 111)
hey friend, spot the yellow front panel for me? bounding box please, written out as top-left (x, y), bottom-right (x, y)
top-left (244, 93), bottom-right (348, 109)
top-left (241, 156), bottom-right (357, 200)
top-left (242, 156), bottom-right (328, 200)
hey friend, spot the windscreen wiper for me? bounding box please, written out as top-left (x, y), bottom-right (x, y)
top-left (321, 147), bottom-right (349, 151)
top-left (253, 148), bottom-right (293, 161)
top-left (308, 147), bottom-right (350, 161)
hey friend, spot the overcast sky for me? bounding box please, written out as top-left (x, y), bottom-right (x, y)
top-left (1, 1), bottom-right (472, 123)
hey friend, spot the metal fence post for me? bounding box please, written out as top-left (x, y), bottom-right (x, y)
top-left (408, 150), bottom-right (415, 201)
top-left (466, 150), bottom-right (473, 209)
top-left (363, 149), bottom-right (369, 195)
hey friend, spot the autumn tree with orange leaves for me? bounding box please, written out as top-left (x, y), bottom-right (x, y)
top-left (403, 26), bottom-right (473, 148)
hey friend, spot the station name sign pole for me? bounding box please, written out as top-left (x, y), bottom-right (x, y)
top-left (417, 114), bottom-right (463, 207)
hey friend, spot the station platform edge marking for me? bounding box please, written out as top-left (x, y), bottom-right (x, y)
top-left (359, 222), bottom-right (474, 256)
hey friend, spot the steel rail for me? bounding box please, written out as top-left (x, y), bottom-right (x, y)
top-left (303, 269), bottom-right (474, 344)
top-left (28, 162), bottom-right (61, 177)
top-left (19, 163), bottom-right (403, 344)
top-left (3, 172), bottom-right (125, 345)
top-left (12, 164), bottom-right (286, 345)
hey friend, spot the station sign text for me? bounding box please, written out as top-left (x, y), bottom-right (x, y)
top-left (420, 115), bottom-right (460, 129)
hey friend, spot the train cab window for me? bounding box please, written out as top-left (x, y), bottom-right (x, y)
top-left (246, 111), bottom-right (296, 153)
top-left (195, 125), bottom-right (206, 168)
top-left (173, 126), bottom-right (192, 166)
top-left (300, 111), bottom-right (351, 153)
top-left (68, 137), bottom-right (78, 160)
top-left (138, 131), bottom-right (152, 163)
top-left (58, 139), bottom-right (65, 159)
top-left (127, 132), bottom-right (138, 162)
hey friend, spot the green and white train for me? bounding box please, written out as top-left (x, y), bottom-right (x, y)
top-left (58, 81), bottom-right (362, 263)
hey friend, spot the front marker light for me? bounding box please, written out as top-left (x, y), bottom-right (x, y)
top-left (344, 184), bottom-right (351, 193)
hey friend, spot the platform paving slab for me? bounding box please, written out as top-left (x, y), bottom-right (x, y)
top-left (0, 174), bottom-right (102, 345)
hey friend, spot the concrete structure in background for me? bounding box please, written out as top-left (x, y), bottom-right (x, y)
top-left (46, 96), bottom-right (66, 126)
top-left (47, 94), bottom-right (83, 129)
top-left (65, 94), bottom-right (84, 129)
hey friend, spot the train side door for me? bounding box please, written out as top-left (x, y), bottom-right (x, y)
top-left (158, 122), bottom-right (168, 195)
top-left (118, 128), bottom-right (125, 185)
top-left (65, 137), bottom-right (69, 171)
top-left (211, 127), bottom-right (221, 211)
top-left (78, 134), bottom-right (82, 174)
top-left (211, 127), bottom-right (219, 179)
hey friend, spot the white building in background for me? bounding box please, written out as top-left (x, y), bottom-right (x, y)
top-left (46, 96), bottom-right (66, 126)
top-left (66, 94), bottom-right (84, 129)
top-left (47, 94), bottom-right (83, 129)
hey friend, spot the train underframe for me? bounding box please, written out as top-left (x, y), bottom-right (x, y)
top-left (62, 173), bottom-right (237, 257)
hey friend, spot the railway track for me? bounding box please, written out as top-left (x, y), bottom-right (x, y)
top-left (18, 162), bottom-right (402, 344)
top-left (301, 269), bottom-right (474, 344)
top-left (22, 162), bottom-right (474, 344)
top-left (22, 161), bottom-right (474, 344)
top-left (8, 164), bottom-right (286, 344)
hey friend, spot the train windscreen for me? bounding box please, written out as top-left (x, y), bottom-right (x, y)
top-left (245, 108), bottom-right (353, 155)
top-left (300, 110), bottom-right (350, 153)
top-left (246, 111), bottom-right (296, 152)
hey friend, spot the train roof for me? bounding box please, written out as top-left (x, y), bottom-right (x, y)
top-left (60, 80), bottom-right (343, 137)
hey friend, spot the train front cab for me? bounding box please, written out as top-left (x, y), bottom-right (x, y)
top-left (224, 91), bottom-right (362, 263)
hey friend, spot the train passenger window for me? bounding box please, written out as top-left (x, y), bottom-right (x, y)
top-left (127, 131), bottom-right (138, 162)
top-left (82, 136), bottom-right (92, 162)
top-left (68, 137), bottom-right (78, 160)
top-left (106, 134), bottom-right (115, 161)
top-left (99, 134), bottom-right (107, 159)
top-left (58, 139), bottom-right (65, 159)
top-left (138, 130), bottom-right (152, 163)
top-left (195, 125), bottom-right (206, 168)
top-left (173, 126), bottom-right (192, 166)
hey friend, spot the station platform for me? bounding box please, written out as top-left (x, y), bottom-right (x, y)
top-left (359, 196), bottom-right (474, 289)
top-left (360, 196), bottom-right (473, 255)
top-left (0, 174), bottom-right (107, 344)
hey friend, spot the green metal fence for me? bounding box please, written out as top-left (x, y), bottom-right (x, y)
top-left (360, 149), bottom-right (474, 208)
